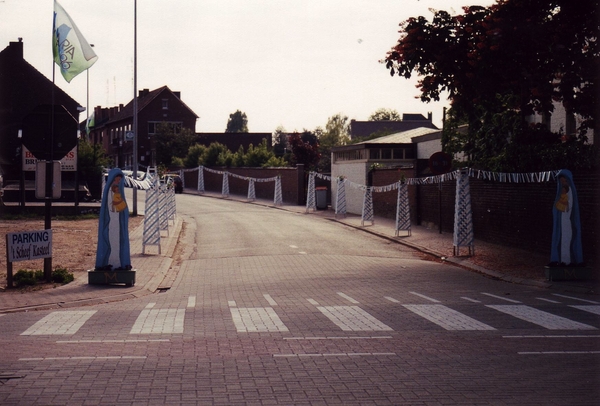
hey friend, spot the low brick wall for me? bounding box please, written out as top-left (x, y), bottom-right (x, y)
top-left (181, 166), bottom-right (305, 205)
top-left (371, 168), bottom-right (599, 263)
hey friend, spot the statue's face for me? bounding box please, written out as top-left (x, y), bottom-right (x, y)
top-left (113, 175), bottom-right (122, 185)
top-left (559, 176), bottom-right (567, 186)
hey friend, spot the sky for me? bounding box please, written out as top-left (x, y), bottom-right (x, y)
top-left (1, 0), bottom-right (494, 133)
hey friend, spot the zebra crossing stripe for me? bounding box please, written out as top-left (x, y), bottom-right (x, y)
top-left (130, 309), bottom-right (185, 334)
top-left (570, 305), bottom-right (600, 316)
top-left (21, 311), bottom-right (97, 335)
top-left (317, 306), bottom-right (392, 331)
top-left (487, 305), bottom-right (597, 330)
top-left (403, 305), bottom-right (495, 331)
top-left (230, 307), bottom-right (289, 332)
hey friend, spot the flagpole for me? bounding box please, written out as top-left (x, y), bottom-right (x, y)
top-left (132, 0), bottom-right (138, 216)
top-left (46, 29), bottom-right (56, 282)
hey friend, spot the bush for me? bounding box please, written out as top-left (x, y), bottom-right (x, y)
top-left (52, 267), bottom-right (74, 284)
top-left (12, 268), bottom-right (74, 287)
top-left (13, 270), bottom-right (36, 287)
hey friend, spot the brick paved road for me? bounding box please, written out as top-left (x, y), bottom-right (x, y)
top-left (0, 195), bottom-right (598, 405)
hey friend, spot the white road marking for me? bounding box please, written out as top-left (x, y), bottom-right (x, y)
top-left (263, 294), bottom-right (278, 306)
top-left (289, 245), bottom-right (298, 249)
top-left (274, 353), bottom-right (396, 357)
top-left (230, 307), bottom-right (289, 332)
top-left (57, 339), bottom-right (169, 343)
top-left (21, 311), bottom-right (97, 335)
top-left (284, 336), bottom-right (392, 340)
top-left (403, 304), bottom-right (495, 331)
top-left (518, 351), bottom-right (600, 355)
top-left (570, 305), bottom-right (600, 315)
top-left (299, 252), bottom-right (307, 255)
top-left (384, 296), bottom-right (400, 303)
top-left (20, 356), bottom-right (147, 361)
top-left (337, 292), bottom-right (359, 304)
top-left (503, 335), bottom-right (600, 338)
top-left (461, 297), bottom-right (481, 303)
top-left (409, 292), bottom-right (440, 303)
top-left (307, 299), bottom-right (319, 305)
top-left (187, 296), bottom-right (196, 308)
top-left (536, 297), bottom-right (561, 304)
top-left (130, 308), bottom-right (185, 334)
top-left (145, 303), bottom-right (156, 309)
top-left (228, 300), bottom-right (237, 307)
top-left (317, 306), bottom-right (392, 331)
top-left (553, 294), bottom-right (599, 304)
top-left (481, 293), bottom-right (521, 303)
top-left (487, 305), bottom-right (596, 330)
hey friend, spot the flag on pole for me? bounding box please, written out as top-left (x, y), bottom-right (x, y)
top-left (53, 0), bottom-right (97, 83)
top-left (85, 112), bottom-right (95, 136)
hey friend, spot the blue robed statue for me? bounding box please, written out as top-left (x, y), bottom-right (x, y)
top-left (95, 168), bottom-right (132, 271)
top-left (550, 169), bottom-right (583, 267)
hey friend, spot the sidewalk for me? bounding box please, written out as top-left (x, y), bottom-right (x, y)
top-left (0, 190), bottom-right (597, 313)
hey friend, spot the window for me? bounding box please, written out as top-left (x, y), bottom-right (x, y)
top-left (162, 99), bottom-right (168, 110)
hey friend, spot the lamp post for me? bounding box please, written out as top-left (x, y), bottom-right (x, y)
top-left (131, 0), bottom-right (138, 216)
top-left (17, 129), bottom-right (24, 209)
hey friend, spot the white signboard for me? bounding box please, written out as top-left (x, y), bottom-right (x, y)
top-left (22, 145), bottom-right (77, 171)
top-left (6, 229), bottom-right (53, 262)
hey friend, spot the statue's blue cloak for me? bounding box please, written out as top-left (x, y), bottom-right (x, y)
top-left (550, 169), bottom-right (583, 265)
top-left (95, 168), bottom-right (131, 269)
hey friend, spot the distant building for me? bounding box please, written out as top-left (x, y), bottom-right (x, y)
top-left (88, 86), bottom-right (199, 169)
top-left (0, 39), bottom-right (83, 180)
top-left (349, 113), bottom-right (438, 140)
top-left (331, 127), bottom-right (442, 214)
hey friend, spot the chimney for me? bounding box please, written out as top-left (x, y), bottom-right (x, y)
top-left (8, 39), bottom-right (24, 59)
top-left (173, 91), bottom-right (181, 99)
top-left (427, 112), bottom-right (432, 122)
top-left (139, 88), bottom-right (149, 98)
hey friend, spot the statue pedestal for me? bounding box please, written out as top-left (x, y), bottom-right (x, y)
top-left (88, 269), bottom-right (136, 286)
top-left (544, 266), bottom-right (592, 281)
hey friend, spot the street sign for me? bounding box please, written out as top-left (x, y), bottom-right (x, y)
top-left (21, 104), bottom-right (78, 161)
top-left (125, 131), bottom-right (134, 141)
top-left (429, 151), bottom-right (452, 175)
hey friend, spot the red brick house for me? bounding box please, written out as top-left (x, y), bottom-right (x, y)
top-left (88, 86), bottom-right (199, 169)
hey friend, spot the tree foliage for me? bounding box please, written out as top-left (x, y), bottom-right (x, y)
top-left (288, 132), bottom-right (320, 171)
top-left (225, 110), bottom-right (249, 133)
top-left (318, 114), bottom-right (350, 172)
top-left (185, 140), bottom-right (287, 168)
top-left (369, 108), bottom-right (401, 121)
top-left (384, 0), bottom-right (598, 170)
top-left (155, 123), bottom-right (197, 167)
top-left (78, 138), bottom-right (110, 198)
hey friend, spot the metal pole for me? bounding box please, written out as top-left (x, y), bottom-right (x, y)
top-left (132, 0), bottom-right (138, 216)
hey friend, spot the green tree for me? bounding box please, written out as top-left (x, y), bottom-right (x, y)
top-left (77, 138), bottom-right (110, 198)
top-left (288, 132), bottom-right (320, 170)
top-left (184, 144), bottom-right (207, 168)
top-left (384, 0), bottom-right (598, 170)
top-left (319, 114), bottom-right (349, 172)
top-left (225, 110), bottom-right (249, 133)
top-left (155, 123), bottom-right (197, 167)
top-left (198, 142), bottom-right (230, 167)
top-left (369, 108), bottom-right (401, 121)
top-left (272, 126), bottom-right (288, 157)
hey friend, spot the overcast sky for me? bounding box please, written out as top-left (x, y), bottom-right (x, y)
top-left (2, 0), bottom-right (493, 133)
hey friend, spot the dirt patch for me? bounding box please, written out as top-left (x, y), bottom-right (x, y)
top-left (0, 215), bottom-right (143, 291)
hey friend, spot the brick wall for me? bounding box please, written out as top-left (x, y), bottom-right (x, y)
top-left (181, 166), bottom-right (305, 205)
top-left (370, 167), bottom-right (417, 221)
top-left (370, 168), bottom-right (598, 263)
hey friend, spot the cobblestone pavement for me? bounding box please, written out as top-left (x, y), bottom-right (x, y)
top-left (0, 190), bottom-right (598, 405)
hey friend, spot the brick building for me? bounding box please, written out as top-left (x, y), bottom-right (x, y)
top-left (88, 86), bottom-right (199, 169)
